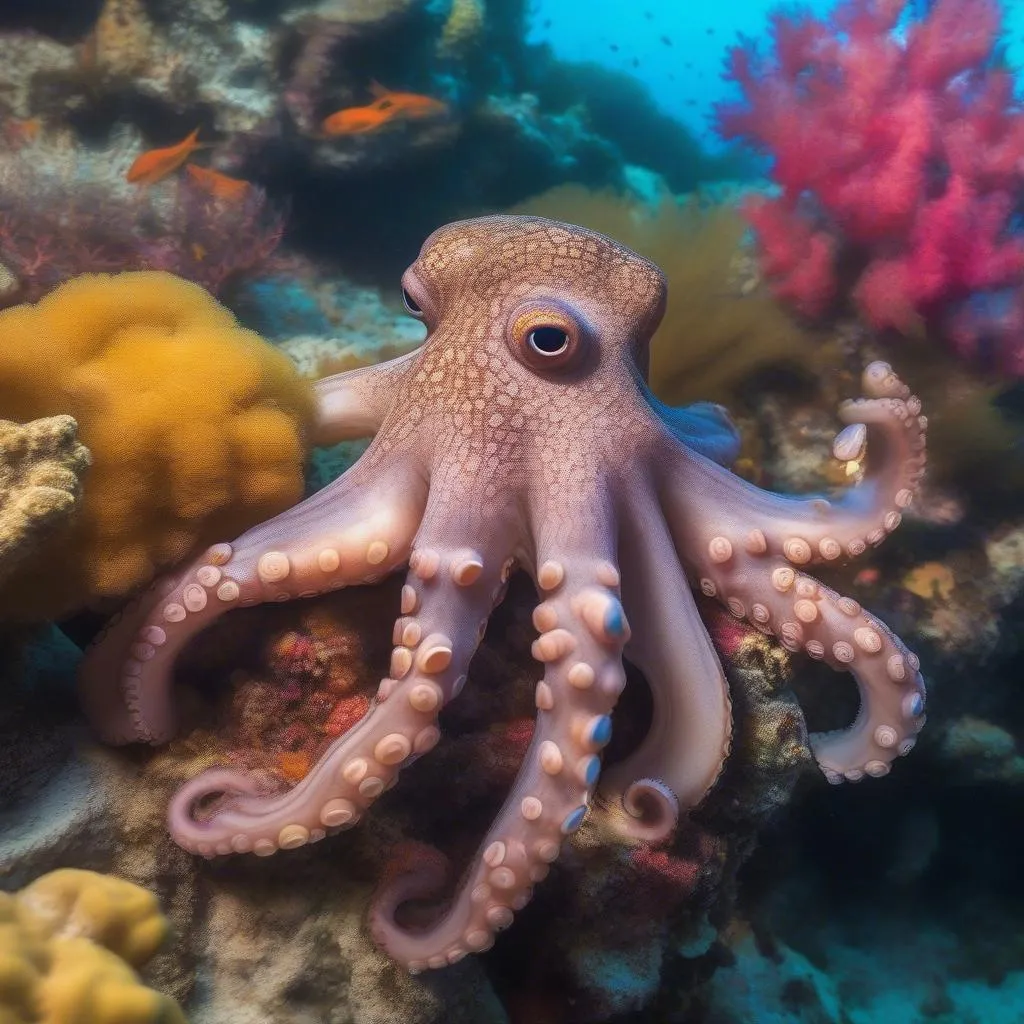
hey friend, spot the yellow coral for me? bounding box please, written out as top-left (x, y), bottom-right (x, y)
top-left (438, 0), bottom-right (485, 58)
top-left (0, 416), bottom-right (90, 587)
top-left (0, 271), bottom-right (316, 621)
top-left (508, 186), bottom-right (821, 403)
top-left (0, 870), bottom-right (185, 1023)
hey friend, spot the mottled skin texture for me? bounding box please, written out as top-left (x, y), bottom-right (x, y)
top-left (78, 215), bottom-right (927, 973)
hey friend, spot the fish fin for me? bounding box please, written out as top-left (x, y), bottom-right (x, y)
top-left (369, 80), bottom-right (390, 99)
top-left (184, 127), bottom-right (215, 152)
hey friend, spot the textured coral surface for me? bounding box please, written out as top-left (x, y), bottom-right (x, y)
top-left (0, 415), bottom-right (90, 587)
top-left (716, 0), bottom-right (1024, 372)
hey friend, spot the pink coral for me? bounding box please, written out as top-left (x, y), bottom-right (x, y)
top-left (715, 0), bottom-right (1024, 372)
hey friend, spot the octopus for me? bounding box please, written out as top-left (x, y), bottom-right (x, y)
top-left (78, 214), bottom-right (927, 973)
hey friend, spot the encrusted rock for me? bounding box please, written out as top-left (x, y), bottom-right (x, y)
top-left (0, 415), bottom-right (90, 588)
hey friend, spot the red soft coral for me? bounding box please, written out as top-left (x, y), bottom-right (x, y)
top-left (715, 0), bottom-right (1024, 374)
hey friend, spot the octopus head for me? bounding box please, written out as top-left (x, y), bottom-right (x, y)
top-left (400, 214), bottom-right (667, 386)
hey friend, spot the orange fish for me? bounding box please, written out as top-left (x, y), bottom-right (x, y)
top-left (321, 83), bottom-right (448, 136)
top-left (185, 163), bottom-right (250, 201)
top-left (126, 128), bottom-right (204, 185)
top-left (321, 102), bottom-right (396, 136)
top-left (368, 81), bottom-right (448, 120)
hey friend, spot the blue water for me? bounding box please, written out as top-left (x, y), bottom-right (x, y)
top-left (527, 0), bottom-right (1024, 148)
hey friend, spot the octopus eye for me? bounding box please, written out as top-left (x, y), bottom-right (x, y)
top-left (509, 303), bottom-right (583, 371)
top-left (527, 326), bottom-right (570, 357)
top-left (402, 287), bottom-right (423, 317)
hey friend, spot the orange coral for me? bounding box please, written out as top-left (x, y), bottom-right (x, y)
top-left (0, 271), bottom-right (316, 620)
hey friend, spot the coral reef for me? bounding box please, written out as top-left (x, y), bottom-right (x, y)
top-left (0, 561), bottom-right (805, 1023)
top-left (0, 868), bottom-right (184, 1023)
top-left (2, 0), bottom-right (1021, 1019)
top-left (80, 216), bottom-right (925, 973)
top-left (0, 130), bottom-right (284, 306)
top-left (0, 415), bottom-right (90, 587)
top-left (715, 0), bottom-right (1024, 373)
top-left (508, 183), bottom-right (823, 402)
top-left (0, 270), bottom-right (316, 620)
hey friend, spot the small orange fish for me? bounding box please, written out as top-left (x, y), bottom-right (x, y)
top-left (368, 81), bottom-right (448, 120)
top-left (321, 83), bottom-right (448, 136)
top-left (126, 128), bottom-right (204, 185)
top-left (185, 163), bottom-right (250, 201)
top-left (321, 102), bottom-right (396, 136)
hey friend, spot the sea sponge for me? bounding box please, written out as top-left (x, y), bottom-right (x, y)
top-left (0, 415), bottom-right (90, 587)
top-left (0, 271), bottom-right (316, 621)
top-left (508, 185), bottom-right (822, 403)
top-left (0, 869), bottom-right (185, 1023)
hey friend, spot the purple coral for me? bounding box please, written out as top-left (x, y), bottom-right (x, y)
top-left (0, 169), bottom-right (284, 306)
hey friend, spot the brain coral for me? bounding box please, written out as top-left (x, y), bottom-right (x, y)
top-left (0, 271), bottom-right (316, 621)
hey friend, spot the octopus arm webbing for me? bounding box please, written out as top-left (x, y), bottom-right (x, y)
top-left (77, 461), bottom-right (427, 745)
top-left (649, 395), bottom-right (742, 469)
top-left (597, 480), bottom-right (732, 844)
top-left (313, 347), bottom-right (421, 444)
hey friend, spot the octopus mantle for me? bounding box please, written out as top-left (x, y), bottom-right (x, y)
top-left (79, 214), bottom-right (926, 973)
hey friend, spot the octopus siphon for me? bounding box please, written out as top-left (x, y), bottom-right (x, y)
top-left (79, 214), bottom-right (927, 972)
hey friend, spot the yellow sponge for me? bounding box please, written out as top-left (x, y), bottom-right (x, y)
top-left (0, 271), bottom-right (316, 620)
top-left (0, 869), bottom-right (185, 1023)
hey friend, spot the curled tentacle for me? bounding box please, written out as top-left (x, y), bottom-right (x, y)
top-left (78, 463), bottom-right (427, 745)
top-left (167, 506), bottom-right (513, 858)
top-left (598, 483), bottom-right (732, 844)
top-left (313, 347), bottom-right (421, 445)
top-left (659, 361), bottom-right (926, 571)
top-left (688, 540), bottom-right (926, 782)
top-left (750, 360), bottom-right (926, 563)
top-left (370, 542), bottom-right (630, 972)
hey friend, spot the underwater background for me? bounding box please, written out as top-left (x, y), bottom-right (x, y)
top-left (1, 0), bottom-right (1023, 1021)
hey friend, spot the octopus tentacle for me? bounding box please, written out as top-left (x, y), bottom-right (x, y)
top-left (313, 347), bottom-right (421, 445)
top-left (370, 545), bottom-right (631, 972)
top-left (597, 483), bottom-right (732, 844)
top-left (168, 511), bottom-right (514, 858)
top-left (658, 361), bottom-right (925, 571)
top-left (685, 536), bottom-right (926, 781)
top-left (750, 360), bottom-right (926, 563)
top-left (78, 463), bottom-right (427, 745)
